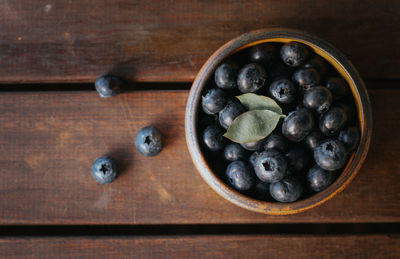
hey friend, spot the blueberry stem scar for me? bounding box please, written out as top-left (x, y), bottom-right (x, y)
top-left (100, 164), bottom-right (108, 175)
top-left (326, 143), bottom-right (335, 152)
top-left (144, 136), bottom-right (152, 145)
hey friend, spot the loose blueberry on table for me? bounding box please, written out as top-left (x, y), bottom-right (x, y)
top-left (91, 156), bottom-right (118, 184)
top-left (199, 41), bottom-right (360, 203)
top-left (95, 74), bottom-right (121, 98)
top-left (135, 126), bottom-right (163, 157)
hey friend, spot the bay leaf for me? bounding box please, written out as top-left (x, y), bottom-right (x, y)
top-left (236, 93), bottom-right (282, 114)
top-left (223, 110), bottom-right (285, 144)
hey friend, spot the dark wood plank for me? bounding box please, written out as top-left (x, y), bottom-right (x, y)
top-left (0, 0), bottom-right (399, 83)
top-left (0, 89), bottom-right (399, 224)
top-left (0, 235), bottom-right (399, 258)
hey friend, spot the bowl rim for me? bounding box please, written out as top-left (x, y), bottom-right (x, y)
top-left (185, 28), bottom-right (373, 215)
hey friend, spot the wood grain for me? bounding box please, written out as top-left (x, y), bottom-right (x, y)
top-left (0, 89), bottom-right (399, 224)
top-left (0, 235), bottom-right (399, 258)
top-left (0, 0), bottom-right (399, 83)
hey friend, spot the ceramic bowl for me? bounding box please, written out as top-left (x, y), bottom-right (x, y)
top-left (185, 28), bottom-right (372, 215)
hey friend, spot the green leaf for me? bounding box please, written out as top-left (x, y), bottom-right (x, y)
top-left (223, 110), bottom-right (285, 144)
top-left (236, 93), bottom-right (282, 115)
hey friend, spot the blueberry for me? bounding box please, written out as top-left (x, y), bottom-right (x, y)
top-left (304, 130), bottom-right (324, 150)
top-left (225, 161), bottom-right (255, 192)
top-left (253, 149), bottom-right (287, 183)
top-left (250, 180), bottom-right (270, 201)
top-left (319, 107), bottom-right (348, 137)
top-left (224, 143), bottom-right (248, 161)
top-left (292, 68), bottom-right (320, 92)
top-left (282, 109), bottom-right (314, 142)
top-left (264, 133), bottom-right (289, 152)
top-left (303, 56), bottom-right (329, 76)
top-left (249, 151), bottom-right (262, 167)
top-left (215, 61), bottom-right (239, 89)
top-left (95, 74), bottom-right (121, 98)
top-left (285, 145), bottom-right (311, 171)
top-left (280, 42), bottom-right (309, 67)
top-left (269, 78), bottom-right (296, 104)
top-left (338, 126), bottom-right (360, 152)
top-left (307, 165), bottom-right (335, 192)
top-left (270, 177), bottom-right (303, 202)
top-left (303, 86), bottom-right (333, 114)
top-left (249, 43), bottom-right (277, 67)
top-left (202, 88), bottom-right (227, 115)
top-left (219, 101), bottom-right (245, 129)
top-left (237, 63), bottom-right (267, 93)
top-left (326, 77), bottom-right (348, 99)
top-left (203, 125), bottom-right (226, 152)
top-left (314, 139), bottom-right (348, 171)
top-left (91, 156), bottom-right (118, 184)
top-left (135, 126), bottom-right (163, 156)
top-left (241, 138), bottom-right (266, 151)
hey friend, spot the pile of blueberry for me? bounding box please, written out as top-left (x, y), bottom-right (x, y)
top-left (199, 42), bottom-right (360, 203)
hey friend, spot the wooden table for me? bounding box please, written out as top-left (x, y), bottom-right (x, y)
top-left (0, 1), bottom-right (399, 258)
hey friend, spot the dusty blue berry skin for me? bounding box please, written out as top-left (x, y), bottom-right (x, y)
top-left (303, 86), bottom-right (333, 114)
top-left (269, 78), bottom-right (296, 104)
top-left (285, 145), bottom-right (311, 172)
top-left (307, 165), bottom-right (335, 192)
top-left (254, 149), bottom-right (287, 183)
top-left (95, 74), bottom-right (121, 98)
top-left (270, 177), bottom-right (303, 202)
top-left (338, 126), bottom-right (360, 152)
top-left (215, 61), bottom-right (239, 89)
top-left (225, 161), bottom-right (255, 192)
top-left (202, 88), bottom-right (227, 115)
top-left (135, 126), bottom-right (163, 157)
top-left (241, 138), bottom-right (266, 151)
top-left (91, 156), bottom-right (118, 184)
top-left (219, 101), bottom-right (245, 129)
top-left (237, 63), bottom-right (267, 93)
top-left (326, 77), bottom-right (348, 99)
top-left (249, 151), bottom-right (262, 167)
top-left (319, 107), bottom-right (348, 137)
top-left (304, 130), bottom-right (324, 150)
top-left (303, 56), bottom-right (329, 76)
top-left (314, 139), bottom-right (348, 171)
top-left (249, 43), bottom-right (277, 67)
top-left (282, 109), bottom-right (314, 142)
top-left (292, 68), bottom-right (320, 93)
top-left (224, 143), bottom-right (248, 162)
top-left (203, 125), bottom-right (226, 152)
top-left (280, 42), bottom-right (308, 67)
top-left (264, 133), bottom-right (289, 153)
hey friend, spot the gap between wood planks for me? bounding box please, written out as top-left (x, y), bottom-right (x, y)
top-left (0, 79), bottom-right (398, 92)
top-left (0, 224), bottom-right (400, 237)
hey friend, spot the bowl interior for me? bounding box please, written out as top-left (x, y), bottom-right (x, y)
top-left (186, 29), bottom-right (372, 215)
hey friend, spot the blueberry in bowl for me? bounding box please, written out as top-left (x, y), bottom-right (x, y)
top-left (185, 28), bottom-right (372, 215)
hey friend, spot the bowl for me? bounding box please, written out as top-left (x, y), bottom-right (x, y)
top-left (185, 28), bottom-right (372, 215)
